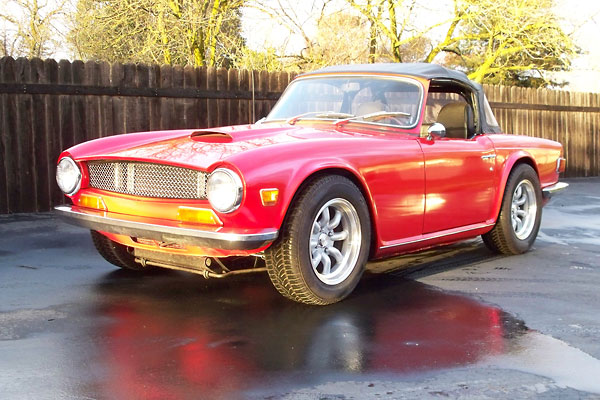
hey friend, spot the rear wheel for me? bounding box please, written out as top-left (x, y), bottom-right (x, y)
top-left (482, 164), bottom-right (542, 254)
top-left (265, 175), bottom-right (371, 305)
top-left (91, 230), bottom-right (149, 271)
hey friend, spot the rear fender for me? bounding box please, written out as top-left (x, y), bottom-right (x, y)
top-left (489, 151), bottom-right (539, 223)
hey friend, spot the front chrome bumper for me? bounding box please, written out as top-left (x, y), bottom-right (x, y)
top-left (542, 182), bottom-right (569, 199)
top-left (55, 205), bottom-right (278, 251)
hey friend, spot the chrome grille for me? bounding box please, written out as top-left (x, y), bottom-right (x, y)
top-left (87, 161), bottom-right (207, 199)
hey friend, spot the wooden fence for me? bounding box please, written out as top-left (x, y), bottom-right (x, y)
top-left (0, 56), bottom-right (598, 214)
top-left (484, 84), bottom-right (600, 180)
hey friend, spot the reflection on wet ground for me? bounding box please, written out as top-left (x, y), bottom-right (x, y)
top-left (86, 271), bottom-right (522, 398)
top-left (79, 255), bottom-right (600, 399)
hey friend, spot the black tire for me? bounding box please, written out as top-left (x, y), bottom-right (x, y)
top-left (482, 164), bottom-right (542, 255)
top-left (91, 230), bottom-right (149, 271)
top-left (265, 175), bottom-right (371, 305)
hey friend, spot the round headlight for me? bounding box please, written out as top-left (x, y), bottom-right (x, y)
top-left (56, 157), bottom-right (82, 195)
top-left (207, 168), bottom-right (243, 213)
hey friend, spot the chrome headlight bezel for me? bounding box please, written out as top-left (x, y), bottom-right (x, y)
top-left (56, 157), bottom-right (82, 196)
top-left (207, 168), bottom-right (243, 213)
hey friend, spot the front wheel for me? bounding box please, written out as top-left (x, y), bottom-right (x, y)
top-left (482, 164), bottom-right (542, 254)
top-left (265, 175), bottom-right (371, 305)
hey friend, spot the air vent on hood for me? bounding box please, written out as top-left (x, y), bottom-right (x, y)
top-left (190, 131), bottom-right (233, 143)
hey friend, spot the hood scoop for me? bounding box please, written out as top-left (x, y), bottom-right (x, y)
top-left (190, 130), bottom-right (233, 143)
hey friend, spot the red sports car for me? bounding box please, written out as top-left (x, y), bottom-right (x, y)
top-left (55, 63), bottom-right (568, 305)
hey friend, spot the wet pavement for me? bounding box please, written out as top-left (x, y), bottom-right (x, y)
top-left (1, 177), bottom-right (600, 399)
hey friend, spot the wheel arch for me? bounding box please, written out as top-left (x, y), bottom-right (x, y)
top-left (280, 167), bottom-right (379, 258)
top-left (490, 152), bottom-right (540, 223)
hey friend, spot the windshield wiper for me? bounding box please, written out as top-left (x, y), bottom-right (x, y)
top-left (286, 111), bottom-right (355, 125)
top-left (334, 111), bottom-right (411, 128)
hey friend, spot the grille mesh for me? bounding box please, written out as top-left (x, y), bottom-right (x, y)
top-left (87, 161), bottom-right (207, 199)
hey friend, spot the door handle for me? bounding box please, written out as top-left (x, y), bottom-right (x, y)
top-left (481, 154), bottom-right (496, 160)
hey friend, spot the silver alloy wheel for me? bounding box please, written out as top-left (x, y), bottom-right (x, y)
top-left (309, 198), bottom-right (362, 285)
top-left (511, 180), bottom-right (537, 240)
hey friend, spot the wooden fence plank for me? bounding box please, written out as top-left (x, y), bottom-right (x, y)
top-left (0, 57), bottom-right (11, 213)
top-left (110, 62), bottom-right (125, 135)
top-left (71, 60), bottom-right (86, 146)
top-left (206, 67), bottom-right (218, 128)
top-left (216, 68), bottom-right (228, 127)
top-left (148, 64), bottom-right (161, 131)
top-left (239, 69), bottom-right (250, 124)
top-left (172, 66), bottom-right (185, 129)
top-left (183, 65), bottom-right (198, 129)
top-left (136, 64), bottom-right (151, 133)
top-left (197, 67), bottom-right (209, 129)
top-left (228, 68), bottom-right (240, 125)
top-left (31, 58), bottom-right (50, 211)
top-left (84, 61), bottom-right (100, 143)
top-left (98, 61), bottom-right (112, 138)
top-left (123, 63), bottom-right (137, 132)
top-left (158, 64), bottom-right (173, 131)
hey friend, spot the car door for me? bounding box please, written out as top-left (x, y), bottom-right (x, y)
top-left (419, 134), bottom-right (496, 234)
top-left (419, 85), bottom-right (497, 234)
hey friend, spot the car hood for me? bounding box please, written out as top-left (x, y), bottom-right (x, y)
top-left (67, 124), bottom-right (358, 170)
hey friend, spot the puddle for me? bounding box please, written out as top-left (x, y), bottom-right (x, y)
top-left (489, 330), bottom-right (600, 394)
top-left (76, 273), bottom-right (600, 398)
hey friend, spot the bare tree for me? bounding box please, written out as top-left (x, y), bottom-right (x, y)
top-left (0, 0), bottom-right (68, 58)
top-left (248, 0), bottom-right (576, 87)
top-left (70, 0), bottom-right (245, 67)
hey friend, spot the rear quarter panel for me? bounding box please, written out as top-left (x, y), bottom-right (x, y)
top-left (487, 134), bottom-right (563, 220)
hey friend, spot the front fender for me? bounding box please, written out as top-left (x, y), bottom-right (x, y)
top-left (231, 155), bottom-right (375, 239)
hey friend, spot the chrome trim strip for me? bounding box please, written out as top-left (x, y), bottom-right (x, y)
top-left (55, 205), bottom-right (278, 251)
top-left (379, 223), bottom-right (495, 250)
top-left (542, 182), bottom-right (569, 198)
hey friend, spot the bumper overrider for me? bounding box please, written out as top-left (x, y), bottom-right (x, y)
top-left (55, 205), bottom-right (278, 251)
top-left (542, 182), bottom-right (569, 199)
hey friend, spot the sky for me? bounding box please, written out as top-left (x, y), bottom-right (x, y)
top-left (241, 0), bottom-right (600, 92)
top-left (553, 0), bottom-right (600, 91)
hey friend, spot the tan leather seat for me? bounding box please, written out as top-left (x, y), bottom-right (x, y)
top-left (436, 103), bottom-right (475, 139)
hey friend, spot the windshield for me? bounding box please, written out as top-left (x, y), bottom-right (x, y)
top-left (265, 76), bottom-right (423, 128)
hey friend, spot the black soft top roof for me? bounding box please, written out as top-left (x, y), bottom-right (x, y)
top-left (303, 63), bottom-right (472, 86)
top-left (300, 63), bottom-right (501, 134)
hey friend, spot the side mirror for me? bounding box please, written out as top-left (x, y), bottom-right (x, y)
top-left (427, 123), bottom-right (446, 141)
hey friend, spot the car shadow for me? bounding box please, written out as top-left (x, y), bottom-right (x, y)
top-left (366, 237), bottom-right (506, 279)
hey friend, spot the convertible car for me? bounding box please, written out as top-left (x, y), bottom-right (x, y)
top-left (55, 63), bottom-right (568, 305)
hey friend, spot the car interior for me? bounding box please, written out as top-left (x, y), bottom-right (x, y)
top-left (422, 80), bottom-right (479, 139)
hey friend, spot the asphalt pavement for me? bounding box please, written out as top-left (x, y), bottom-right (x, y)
top-left (1, 177), bottom-right (599, 400)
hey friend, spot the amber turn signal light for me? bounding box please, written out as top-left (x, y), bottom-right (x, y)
top-left (177, 207), bottom-right (222, 226)
top-left (260, 188), bottom-right (279, 206)
top-left (78, 194), bottom-right (107, 211)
